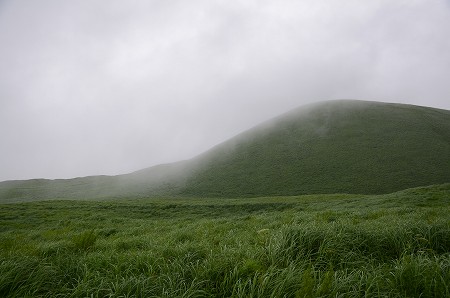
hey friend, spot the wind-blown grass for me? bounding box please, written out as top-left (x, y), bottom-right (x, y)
top-left (0, 184), bottom-right (449, 297)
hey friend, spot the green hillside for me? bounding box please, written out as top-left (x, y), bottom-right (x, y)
top-left (177, 100), bottom-right (450, 197)
top-left (1, 100), bottom-right (449, 201)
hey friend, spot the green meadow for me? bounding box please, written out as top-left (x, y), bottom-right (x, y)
top-left (1, 184), bottom-right (449, 297)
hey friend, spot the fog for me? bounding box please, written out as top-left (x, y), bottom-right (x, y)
top-left (1, 0), bottom-right (450, 181)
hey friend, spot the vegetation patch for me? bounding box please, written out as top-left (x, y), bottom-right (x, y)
top-left (72, 230), bottom-right (97, 251)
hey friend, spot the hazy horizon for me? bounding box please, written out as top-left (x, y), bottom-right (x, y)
top-left (1, 1), bottom-right (450, 181)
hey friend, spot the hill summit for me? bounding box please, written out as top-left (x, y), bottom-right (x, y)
top-left (1, 100), bottom-right (450, 201)
top-left (165, 100), bottom-right (450, 196)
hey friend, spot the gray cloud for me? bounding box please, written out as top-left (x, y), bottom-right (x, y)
top-left (1, 0), bottom-right (450, 181)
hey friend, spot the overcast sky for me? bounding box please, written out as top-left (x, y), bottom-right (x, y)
top-left (1, 0), bottom-right (450, 181)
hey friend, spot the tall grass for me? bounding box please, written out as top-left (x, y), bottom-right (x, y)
top-left (0, 184), bottom-right (449, 297)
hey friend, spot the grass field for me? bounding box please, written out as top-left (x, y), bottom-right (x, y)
top-left (1, 184), bottom-right (449, 297)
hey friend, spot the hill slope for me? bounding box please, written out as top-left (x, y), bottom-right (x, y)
top-left (175, 100), bottom-right (450, 196)
top-left (1, 100), bottom-right (450, 201)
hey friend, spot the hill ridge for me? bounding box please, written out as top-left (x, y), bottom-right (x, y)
top-left (1, 99), bottom-right (450, 201)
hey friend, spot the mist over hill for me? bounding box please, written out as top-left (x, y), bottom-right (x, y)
top-left (1, 100), bottom-right (450, 201)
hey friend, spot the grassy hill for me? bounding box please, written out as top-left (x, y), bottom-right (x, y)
top-left (1, 100), bottom-right (450, 201)
top-left (177, 100), bottom-right (450, 197)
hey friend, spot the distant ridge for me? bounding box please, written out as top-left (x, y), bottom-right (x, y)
top-left (1, 100), bottom-right (450, 201)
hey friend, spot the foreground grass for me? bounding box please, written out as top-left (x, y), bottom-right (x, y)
top-left (0, 184), bottom-right (449, 297)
